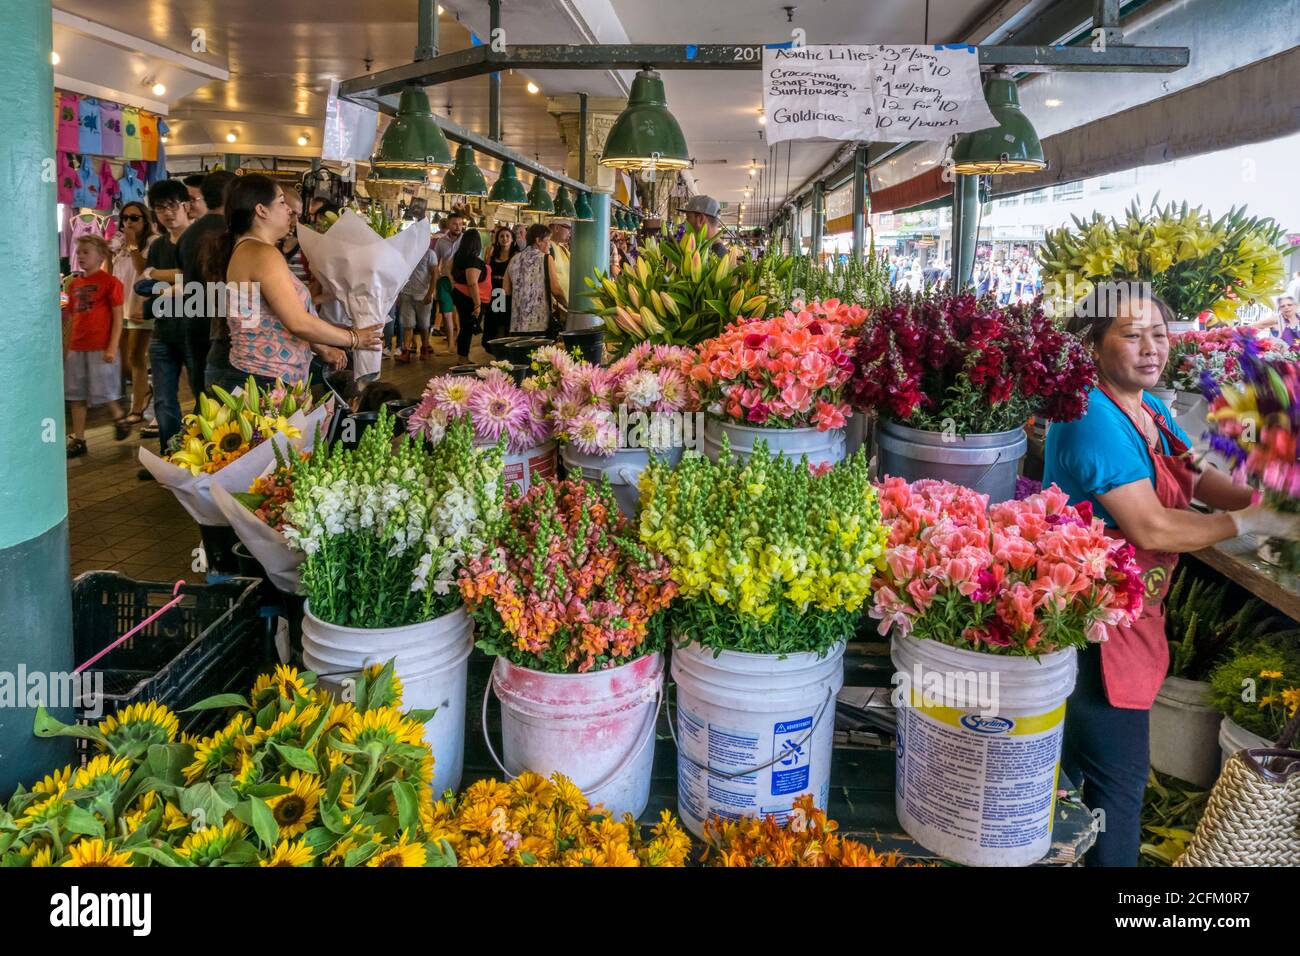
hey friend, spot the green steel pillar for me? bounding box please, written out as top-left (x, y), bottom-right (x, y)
top-left (851, 145), bottom-right (867, 263)
top-left (792, 199), bottom-right (802, 254)
top-left (568, 192), bottom-right (610, 330)
top-left (951, 173), bottom-right (980, 290)
top-left (810, 181), bottom-right (825, 262)
top-left (0, 0), bottom-right (74, 795)
top-left (224, 153), bottom-right (243, 172)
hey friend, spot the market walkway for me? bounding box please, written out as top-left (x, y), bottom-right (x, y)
top-left (67, 342), bottom-right (490, 585)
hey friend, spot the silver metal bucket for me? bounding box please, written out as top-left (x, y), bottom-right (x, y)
top-left (876, 419), bottom-right (1027, 503)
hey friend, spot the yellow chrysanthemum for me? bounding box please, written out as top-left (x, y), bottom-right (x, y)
top-left (1259, 669), bottom-right (1284, 679)
top-left (260, 839), bottom-right (314, 867)
top-left (266, 771), bottom-right (324, 837)
top-left (367, 832), bottom-right (426, 868)
top-left (96, 700), bottom-right (180, 751)
top-left (458, 840), bottom-right (507, 867)
top-left (61, 839), bottom-right (133, 868)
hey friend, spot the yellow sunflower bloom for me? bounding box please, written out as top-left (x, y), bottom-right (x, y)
top-left (260, 839), bottom-right (315, 867)
top-left (31, 765), bottom-right (72, 796)
top-left (266, 771), bottom-right (324, 837)
top-left (367, 832), bottom-right (426, 868)
top-left (71, 754), bottom-right (133, 791)
top-left (97, 700), bottom-right (180, 751)
top-left (61, 839), bottom-right (133, 868)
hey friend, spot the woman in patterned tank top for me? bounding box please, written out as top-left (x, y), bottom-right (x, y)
top-left (198, 175), bottom-right (381, 386)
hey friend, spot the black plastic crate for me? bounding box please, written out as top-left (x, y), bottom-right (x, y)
top-left (72, 572), bottom-right (270, 735)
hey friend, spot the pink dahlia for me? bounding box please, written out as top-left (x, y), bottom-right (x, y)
top-left (426, 375), bottom-right (477, 416)
top-left (564, 406), bottom-right (619, 456)
top-left (467, 376), bottom-right (529, 445)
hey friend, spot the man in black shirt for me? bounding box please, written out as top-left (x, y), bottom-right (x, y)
top-left (140, 179), bottom-right (195, 468)
top-left (176, 170), bottom-right (235, 395)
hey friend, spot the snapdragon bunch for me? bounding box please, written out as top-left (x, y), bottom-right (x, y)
top-left (638, 440), bottom-right (887, 655)
top-left (460, 478), bottom-right (677, 673)
top-left (408, 365), bottom-right (552, 454)
top-left (283, 410), bottom-right (505, 628)
top-left (871, 479), bottom-right (1145, 656)
top-left (542, 342), bottom-right (699, 457)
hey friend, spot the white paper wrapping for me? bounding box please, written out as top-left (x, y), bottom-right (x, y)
top-left (296, 211), bottom-right (433, 379)
top-left (211, 476), bottom-right (303, 594)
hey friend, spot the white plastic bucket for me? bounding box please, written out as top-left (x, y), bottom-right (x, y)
top-left (890, 633), bottom-right (1077, 866)
top-left (671, 640), bottom-right (844, 838)
top-left (484, 653), bottom-right (663, 818)
top-left (1149, 676), bottom-right (1221, 788)
top-left (301, 603), bottom-right (473, 794)
top-left (702, 416), bottom-right (846, 469)
top-left (1219, 715), bottom-right (1273, 769)
top-left (561, 445), bottom-right (683, 517)
top-left (494, 439), bottom-right (556, 496)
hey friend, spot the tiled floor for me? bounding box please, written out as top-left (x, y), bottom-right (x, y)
top-left (68, 339), bottom-right (487, 585)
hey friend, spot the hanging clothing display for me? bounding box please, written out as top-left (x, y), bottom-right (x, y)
top-left (116, 164), bottom-right (146, 205)
top-left (99, 100), bottom-right (123, 156)
top-left (57, 92), bottom-right (80, 151)
top-left (138, 112), bottom-right (159, 162)
top-left (97, 160), bottom-right (120, 211)
top-left (57, 151), bottom-right (77, 206)
top-left (63, 211), bottom-right (107, 272)
top-left (72, 155), bottom-right (99, 209)
top-left (148, 119), bottom-right (170, 183)
top-left (77, 96), bottom-right (102, 154)
top-left (121, 107), bottom-right (142, 160)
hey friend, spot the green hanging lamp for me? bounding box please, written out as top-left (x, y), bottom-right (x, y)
top-left (370, 86), bottom-right (453, 181)
top-left (950, 73), bottom-right (1046, 175)
top-left (600, 69), bottom-right (691, 172)
top-left (488, 160), bottom-right (529, 207)
top-left (523, 176), bottom-right (555, 214)
top-left (572, 189), bottom-right (594, 222)
top-left (442, 144), bottom-right (488, 197)
top-left (550, 185), bottom-right (578, 220)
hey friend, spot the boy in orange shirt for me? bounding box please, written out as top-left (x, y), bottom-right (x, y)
top-left (64, 235), bottom-right (127, 457)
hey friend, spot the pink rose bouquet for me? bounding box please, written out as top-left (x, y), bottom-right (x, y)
top-left (408, 365), bottom-right (552, 454)
top-left (870, 478), bottom-right (1144, 655)
top-left (539, 342), bottom-right (699, 457)
top-left (689, 302), bottom-right (863, 431)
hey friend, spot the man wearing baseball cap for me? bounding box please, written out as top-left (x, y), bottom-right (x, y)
top-left (682, 194), bottom-right (729, 259)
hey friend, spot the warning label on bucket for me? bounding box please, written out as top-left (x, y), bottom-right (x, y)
top-left (898, 703), bottom-right (1064, 854)
top-left (771, 716), bottom-right (813, 795)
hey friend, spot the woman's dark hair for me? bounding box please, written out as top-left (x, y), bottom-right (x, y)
top-left (452, 228), bottom-right (484, 276)
top-left (1066, 282), bottom-right (1175, 349)
top-left (198, 173), bottom-right (281, 283)
top-left (526, 223), bottom-right (552, 247)
top-left (357, 381), bottom-right (403, 413)
top-left (491, 225), bottom-right (515, 258)
top-left (118, 201), bottom-right (153, 244)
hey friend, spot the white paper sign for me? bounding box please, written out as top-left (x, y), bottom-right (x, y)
top-left (762, 46), bottom-right (876, 144)
top-left (868, 45), bottom-right (997, 140)
top-left (762, 44), bottom-right (998, 145)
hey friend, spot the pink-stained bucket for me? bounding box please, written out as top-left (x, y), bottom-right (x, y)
top-left (484, 652), bottom-right (663, 818)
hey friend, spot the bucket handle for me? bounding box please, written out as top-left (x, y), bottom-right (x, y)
top-left (480, 670), bottom-right (664, 796)
top-left (665, 681), bottom-right (834, 782)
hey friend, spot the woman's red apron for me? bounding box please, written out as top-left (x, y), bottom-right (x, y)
top-left (1095, 385), bottom-right (1198, 709)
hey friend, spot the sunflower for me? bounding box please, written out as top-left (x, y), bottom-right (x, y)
top-left (362, 663), bottom-right (404, 706)
top-left (96, 700), bottom-right (180, 751)
top-left (26, 844), bottom-right (54, 868)
top-left (31, 765), bottom-right (72, 796)
top-left (120, 790), bottom-right (160, 837)
top-left (322, 835), bottom-right (360, 867)
top-left (61, 839), bottom-right (133, 868)
top-left (249, 707), bottom-right (302, 749)
top-left (250, 664), bottom-right (311, 708)
top-left (17, 791), bottom-right (67, 829)
top-left (367, 832), bottom-right (426, 868)
top-left (233, 752), bottom-right (260, 789)
top-left (339, 707), bottom-right (424, 750)
top-left (260, 839), bottom-right (314, 867)
top-left (71, 754), bottom-right (133, 792)
top-left (176, 820), bottom-right (247, 865)
top-left (266, 771), bottom-right (324, 837)
top-left (161, 801), bottom-right (191, 833)
top-left (183, 713), bottom-right (249, 783)
top-left (209, 421), bottom-right (246, 455)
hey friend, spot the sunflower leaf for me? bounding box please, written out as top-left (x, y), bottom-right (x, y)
top-left (249, 797), bottom-right (280, 850)
top-left (60, 805), bottom-right (106, 839)
top-left (179, 782), bottom-right (233, 827)
top-left (344, 841), bottom-right (381, 867)
top-left (404, 708), bottom-right (437, 725)
top-left (181, 693), bottom-right (249, 713)
top-left (392, 781), bottom-right (419, 832)
top-left (240, 782), bottom-right (293, 799)
top-left (220, 840), bottom-right (261, 865)
top-left (130, 844), bottom-right (192, 868)
top-left (146, 743), bottom-right (193, 783)
top-left (426, 839), bottom-right (457, 867)
top-left (272, 743), bottom-right (320, 775)
top-left (32, 706), bottom-right (109, 748)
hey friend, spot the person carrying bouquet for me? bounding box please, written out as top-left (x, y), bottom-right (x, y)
top-left (1043, 283), bottom-right (1300, 867)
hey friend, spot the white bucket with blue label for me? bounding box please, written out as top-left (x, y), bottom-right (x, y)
top-left (890, 633), bottom-right (1078, 866)
top-left (670, 640), bottom-right (845, 838)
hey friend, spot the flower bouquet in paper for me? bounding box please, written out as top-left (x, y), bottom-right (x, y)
top-left (138, 376), bottom-right (329, 527)
top-left (295, 208), bottom-right (433, 380)
top-left (210, 444), bottom-right (308, 593)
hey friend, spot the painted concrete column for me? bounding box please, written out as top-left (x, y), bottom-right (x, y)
top-left (951, 173), bottom-right (981, 290)
top-left (0, 0), bottom-right (74, 795)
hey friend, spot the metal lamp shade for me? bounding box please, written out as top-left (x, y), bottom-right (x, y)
top-left (551, 185), bottom-right (578, 219)
top-left (443, 144), bottom-right (488, 197)
top-left (572, 189), bottom-right (594, 221)
top-left (488, 161), bottom-right (530, 207)
top-left (600, 69), bottom-right (691, 172)
top-left (950, 76), bottom-right (1046, 175)
top-left (371, 87), bottom-right (453, 178)
top-left (523, 176), bottom-right (555, 214)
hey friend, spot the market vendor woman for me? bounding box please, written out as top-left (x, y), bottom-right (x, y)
top-left (1043, 284), bottom-right (1300, 867)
